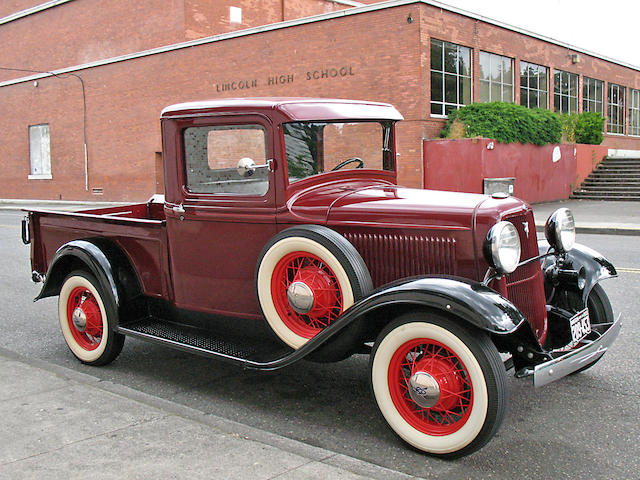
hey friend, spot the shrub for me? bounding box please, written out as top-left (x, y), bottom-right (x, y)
top-left (441, 102), bottom-right (561, 145)
top-left (574, 111), bottom-right (604, 144)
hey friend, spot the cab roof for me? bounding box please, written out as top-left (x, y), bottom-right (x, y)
top-left (160, 97), bottom-right (404, 122)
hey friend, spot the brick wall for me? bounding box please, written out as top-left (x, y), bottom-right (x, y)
top-left (0, 4), bottom-right (424, 201)
top-left (418, 3), bottom-right (640, 148)
top-left (0, 0), bottom-right (359, 83)
top-left (2, 1), bottom-right (640, 201)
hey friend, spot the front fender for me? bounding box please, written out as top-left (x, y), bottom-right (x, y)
top-left (343, 276), bottom-right (526, 334)
top-left (538, 240), bottom-right (617, 301)
top-left (257, 276), bottom-right (528, 369)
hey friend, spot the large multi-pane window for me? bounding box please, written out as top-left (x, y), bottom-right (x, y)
top-left (608, 83), bottom-right (626, 134)
top-left (430, 39), bottom-right (472, 116)
top-left (520, 61), bottom-right (548, 108)
top-left (629, 89), bottom-right (640, 136)
top-left (583, 77), bottom-right (604, 113)
top-left (479, 51), bottom-right (513, 102)
top-left (554, 70), bottom-right (579, 113)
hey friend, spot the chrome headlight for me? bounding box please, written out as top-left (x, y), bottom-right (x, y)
top-left (545, 208), bottom-right (575, 253)
top-left (483, 221), bottom-right (521, 274)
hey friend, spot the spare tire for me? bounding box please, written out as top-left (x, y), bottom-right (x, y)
top-left (256, 225), bottom-right (372, 349)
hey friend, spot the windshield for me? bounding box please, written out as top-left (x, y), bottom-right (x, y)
top-left (283, 121), bottom-right (394, 184)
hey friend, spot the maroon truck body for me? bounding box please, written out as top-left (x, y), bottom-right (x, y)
top-left (24, 98), bottom-right (620, 457)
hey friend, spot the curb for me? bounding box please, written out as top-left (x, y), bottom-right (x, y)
top-left (0, 346), bottom-right (417, 480)
top-left (535, 224), bottom-right (640, 236)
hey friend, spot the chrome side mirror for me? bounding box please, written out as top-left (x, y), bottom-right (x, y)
top-left (237, 158), bottom-right (273, 178)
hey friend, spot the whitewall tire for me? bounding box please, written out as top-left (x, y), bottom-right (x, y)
top-left (370, 312), bottom-right (508, 457)
top-left (58, 270), bottom-right (124, 365)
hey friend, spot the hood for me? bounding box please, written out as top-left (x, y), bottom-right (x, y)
top-left (287, 180), bottom-right (526, 229)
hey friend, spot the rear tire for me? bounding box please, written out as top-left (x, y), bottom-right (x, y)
top-left (370, 311), bottom-right (508, 457)
top-left (58, 270), bottom-right (124, 366)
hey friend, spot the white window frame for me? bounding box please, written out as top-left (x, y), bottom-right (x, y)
top-left (430, 38), bottom-right (473, 118)
top-left (520, 61), bottom-right (548, 109)
top-left (628, 88), bottom-right (640, 137)
top-left (479, 51), bottom-right (514, 103)
top-left (583, 77), bottom-right (604, 114)
top-left (607, 83), bottom-right (626, 136)
top-left (554, 70), bottom-right (579, 114)
top-left (28, 124), bottom-right (52, 180)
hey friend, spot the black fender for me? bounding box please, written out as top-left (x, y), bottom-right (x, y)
top-left (342, 276), bottom-right (526, 334)
top-left (35, 239), bottom-right (143, 323)
top-left (538, 240), bottom-right (617, 302)
top-left (250, 276), bottom-right (528, 370)
top-left (309, 276), bottom-right (526, 355)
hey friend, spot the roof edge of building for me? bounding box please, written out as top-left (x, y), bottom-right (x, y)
top-left (0, 0), bottom-right (75, 25)
top-left (1, 0), bottom-right (638, 89)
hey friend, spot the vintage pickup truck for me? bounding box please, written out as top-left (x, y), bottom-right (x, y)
top-left (23, 98), bottom-right (620, 457)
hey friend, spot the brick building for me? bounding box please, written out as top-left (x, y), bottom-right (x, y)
top-left (1, 0), bottom-right (639, 201)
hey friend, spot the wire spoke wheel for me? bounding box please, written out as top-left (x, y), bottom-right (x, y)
top-left (58, 270), bottom-right (125, 365)
top-left (257, 225), bottom-right (372, 351)
top-left (371, 312), bottom-right (508, 457)
top-left (272, 251), bottom-right (343, 338)
top-left (66, 286), bottom-right (104, 350)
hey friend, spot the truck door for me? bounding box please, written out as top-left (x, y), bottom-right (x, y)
top-left (164, 115), bottom-right (277, 318)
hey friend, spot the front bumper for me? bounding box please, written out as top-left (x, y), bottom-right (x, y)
top-left (517, 313), bottom-right (621, 387)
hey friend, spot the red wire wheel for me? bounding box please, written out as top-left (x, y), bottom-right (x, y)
top-left (257, 225), bottom-right (372, 350)
top-left (370, 313), bottom-right (508, 457)
top-left (58, 270), bottom-right (125, 366)
top-left (271, 251), bottom-right (343, 339)
top-left (387, 338), bottom-right (473, 436)
top-left (66, 286), bottom-right (104, 351)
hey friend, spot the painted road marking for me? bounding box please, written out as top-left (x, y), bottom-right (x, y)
top-left (618, 268), bottom-right (640, 273)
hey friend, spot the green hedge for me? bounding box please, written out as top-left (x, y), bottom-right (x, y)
top-left (441, 102), bottom-right (561, 145)
top-left (440, 102), bottom-right (605, 146)
top-left (561, 111), bottom-right (605, 145)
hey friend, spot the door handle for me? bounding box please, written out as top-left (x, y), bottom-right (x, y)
top-left (172, 204), bottom-right (185, 214)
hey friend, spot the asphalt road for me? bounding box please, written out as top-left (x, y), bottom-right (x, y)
top-left (2, 210), bottom-right (638, 479)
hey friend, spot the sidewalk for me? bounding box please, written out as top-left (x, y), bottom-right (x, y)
top-left (532, 199), bottom-right (640, 236)
top-left (0, 348), bottom-right (413, 480)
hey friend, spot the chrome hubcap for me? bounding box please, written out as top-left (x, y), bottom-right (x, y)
top-left (286, 281), bottom-right (315, 314)
top-left (72, 307), bottom-right (87, 332)
top-left (408, 371), bottom-right (440, 408)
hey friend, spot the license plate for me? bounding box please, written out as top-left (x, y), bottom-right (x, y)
top-left (569, 308), bottom-right (591, 347)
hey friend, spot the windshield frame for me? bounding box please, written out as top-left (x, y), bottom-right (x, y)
top-left (281, 120), bottom-right (396, 187)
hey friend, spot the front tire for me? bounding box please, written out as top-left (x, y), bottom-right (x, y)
top-left (570, 283), bottom-right (614, 374)
top-left (58, 270), bottom-right (124, 366)
top-left (370, 312), bottom-right (508, 457)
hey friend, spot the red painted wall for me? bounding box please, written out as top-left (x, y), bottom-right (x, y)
top-left (423, 138), bottom-right (578, 203)
top-left (575, 144), bottom-right (608, 186)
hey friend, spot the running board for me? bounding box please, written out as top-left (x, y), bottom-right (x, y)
top-left (117, 317), bottom-right (294, 369)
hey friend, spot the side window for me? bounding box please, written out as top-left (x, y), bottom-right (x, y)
top-left (183, 124), bottom-right (268, 195)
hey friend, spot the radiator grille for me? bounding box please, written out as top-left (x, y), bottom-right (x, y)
top-left (343, 232), bottom-right (456, 288)
top-left (504, 212), bottom-right (548, 340)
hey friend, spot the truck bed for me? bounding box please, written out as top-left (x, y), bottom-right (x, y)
top-left (27, 196), bottom-right (170, 299)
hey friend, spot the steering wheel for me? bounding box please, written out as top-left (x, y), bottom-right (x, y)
top-left (330, 157), bottom-right (364, 171)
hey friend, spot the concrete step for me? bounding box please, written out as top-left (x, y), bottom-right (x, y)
top-left (582, 180), bottom-right (640, 186)
top-left (570, 192), bottom-right (640, 200)
top-left (589, 172), bottom-right (640, 177)
top-left (595, 167), bottom-right (640, 172)
top-left (577, 185), bottom-right (640, 195)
